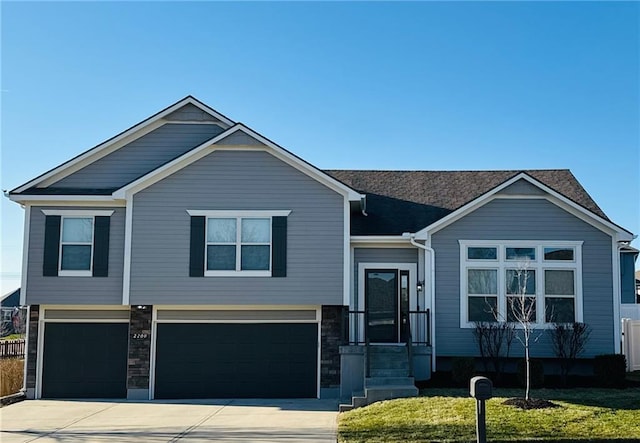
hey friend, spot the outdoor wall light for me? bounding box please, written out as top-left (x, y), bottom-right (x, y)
top-left (417, 281), bottom-right (424, 292)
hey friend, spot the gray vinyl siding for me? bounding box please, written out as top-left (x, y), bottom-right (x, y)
top-left (165, 104), bottom-right (223, 123)
top-left (26, 206), bottom-right (125, 305)
top-left (497, 178), bottom-right (546, 196)
top-left (353, 248), bottom-right (418, 301)
top-left (129, 150), bottom-right (344, 305)
top-left (51, 124), bottom-right (224, 189)
top-left (215, 132), bottom-right (264, 146)
top-left (432, 198), bottom-right (615, 358)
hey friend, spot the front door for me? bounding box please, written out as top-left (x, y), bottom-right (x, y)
top-left (365, 269), bottom-right (411, 343)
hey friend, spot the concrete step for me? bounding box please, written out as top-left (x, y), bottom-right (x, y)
top-left (370, 368), bottom-right (410, 377)
top-left (364, 385), bottom-right (419, 403)
top-left (369, 346), bottom-right (407, 354)
top-left (369, 357), bottom-right (410, 370)
top-left (365, 376), bottom-right (415, 387)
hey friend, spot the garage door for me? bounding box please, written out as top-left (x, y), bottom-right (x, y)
top-left (155, 323), bottom-right (317, 399)
top-left (42, 323), bottom-right (128, 398)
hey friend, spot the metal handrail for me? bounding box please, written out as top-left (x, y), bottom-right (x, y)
top-left (342, 308), bottom-right (431, 346)
top-left (404, 314), bottom-right (414, 377)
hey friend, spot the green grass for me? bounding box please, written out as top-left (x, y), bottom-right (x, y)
top-left (338, 388), bottom-right (640, 442)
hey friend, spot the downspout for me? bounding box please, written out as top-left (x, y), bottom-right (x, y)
top-left (408, 234), bottom-right (437, 373)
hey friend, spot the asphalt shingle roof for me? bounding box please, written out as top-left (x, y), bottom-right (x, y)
top-left (324, 169), bottom-right (608, 236)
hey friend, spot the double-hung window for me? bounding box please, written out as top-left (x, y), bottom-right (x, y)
top-left (188, 210), bottom-right (290, 277)
top-left (42, 210), bottom-right (113, 277)
top-left (206, 217), bottom-right (271, 273)
top-left (460, 241), bottom-right (582, 327)
top-left (60, 217), bottom-right (94, 274)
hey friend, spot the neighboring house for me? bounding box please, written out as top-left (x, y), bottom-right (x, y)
top-left (8, 96), bottom-right (635, 403)
top-left (0, 288), bottom-right (21, 337)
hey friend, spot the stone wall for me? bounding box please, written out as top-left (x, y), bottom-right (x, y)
top-left (127, 305), bottom-right (152, 396)
top-left (25, 305), bottom-right (39, 398)
top-left (321, 305), bottom-right (343, 388)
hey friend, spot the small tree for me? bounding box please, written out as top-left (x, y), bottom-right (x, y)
top-left (550, 322), bottom-right (591, 386)
top-left (507, 259), bottom-right (542, 401)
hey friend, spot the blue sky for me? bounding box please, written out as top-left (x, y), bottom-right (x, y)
top-left (1, 1), bottom-right (639, 294)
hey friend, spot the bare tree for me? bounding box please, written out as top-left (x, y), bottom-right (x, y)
top-left (507, 259), bottom-right (542, 401)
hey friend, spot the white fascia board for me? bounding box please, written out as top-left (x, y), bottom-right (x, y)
top-left (414, 172), bottom-right (634, 241)
top-left (113, 125), bottom-right (364, 201)
top-left (224, 124), bottom-right (363, 201)
top-left (350, 236), bottom-right (413, 245)
top-left (187, 209), bottom-right (292, 217)
top-left (41, 209), bottom-right (115, 216)
top-left (12, 97), bottom-right (235, 193)
top-left (9, 195), bottom-right (126, 206)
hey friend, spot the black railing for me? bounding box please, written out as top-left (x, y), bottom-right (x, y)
top-left (342, 308), bottom-right (431, 346)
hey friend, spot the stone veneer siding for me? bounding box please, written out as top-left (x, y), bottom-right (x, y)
top-left (127, 305), bottom-right (152, 390)
top-left (25, 305), bottom-right (40, 396)
top-left (321, 305), bottom-right (343, 388)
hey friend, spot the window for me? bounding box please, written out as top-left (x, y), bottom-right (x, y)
top-left (460, 241), bottom-right (582, 327)
top-left (206, 217), bottom-right (271, 272)
top-left (188, 210), bottom-right (290, 277)
top-left (60, 217), bottom-right (94, 273)
top-left (42, 210), bottom-right (113, 277)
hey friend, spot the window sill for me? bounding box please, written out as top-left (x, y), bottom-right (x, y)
top-left (204, 270), bottom-right (271, 277)
top-left (58, 270), bottom-right (92, 277)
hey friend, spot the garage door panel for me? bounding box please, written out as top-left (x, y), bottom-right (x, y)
top-left (155, 323), bottom-right (317, 399)
top-left (42, 323), bottom-right (128, 398)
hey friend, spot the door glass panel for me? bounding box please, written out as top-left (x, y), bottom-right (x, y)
top-left (366, 270), bottom-right (398, 343)
top-left (400, 271), bottom-right (410, 342)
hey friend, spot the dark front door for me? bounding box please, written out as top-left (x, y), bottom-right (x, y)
top-left (365, 269), bottom-right (411, 343)
top-left (365, 269), bottom-right (398, 343)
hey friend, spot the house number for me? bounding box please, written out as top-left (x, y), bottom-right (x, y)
top-left (132, 333), bottom-right (148, 339)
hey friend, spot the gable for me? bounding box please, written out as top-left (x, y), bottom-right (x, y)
top-left (113, 125), bottom-right (362, 201)
top-left (45, 123), bottom-right (224, 190)
top-left (10, 96), bottom-right (235, 195)
top-left (497, 178), bottom-right (546, 196)
top-left (165, 103), bottom-right (225, 124)
top-left (215, 131), bottom-right (266, 147)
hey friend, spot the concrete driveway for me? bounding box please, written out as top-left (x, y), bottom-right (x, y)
top-left (0, 398), bottom-right (339, 442)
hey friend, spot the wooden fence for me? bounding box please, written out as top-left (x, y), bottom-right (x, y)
top-left (0, 339), bottom-right (25, 359)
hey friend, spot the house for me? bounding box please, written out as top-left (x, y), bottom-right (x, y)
top-left (8, 96), bottom-right (635, 404)
top-left (0, 288), bottom-right (21, 337)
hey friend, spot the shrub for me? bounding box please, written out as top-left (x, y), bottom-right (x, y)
top-left (593, 354), bottom-right (626, 388)
top-left (451, 357), bottom-right (476, 387)
top-left (517, 358), bottom-right (544, 389)
top-left (0, 358), bottom-right (24, 397)
top-left (550, 322), bottom-right (591, 386)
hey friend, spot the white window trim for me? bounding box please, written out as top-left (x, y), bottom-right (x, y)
top-left (59, 215), bottom-right (94, 277)
top-left (42, 209), bottom-right (115, 277)
top-left (459, 240), bottom-right (583, 329)
top-left (187, 210), bottom-right (291, 277)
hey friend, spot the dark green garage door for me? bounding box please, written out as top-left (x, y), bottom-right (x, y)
top-left (42, 323), bottom-right (128, 398)
top-left (155, 323), bottom-right (317, 399)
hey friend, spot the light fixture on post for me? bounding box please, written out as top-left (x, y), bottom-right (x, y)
top-left (416, 280), bottom-right (424, 292)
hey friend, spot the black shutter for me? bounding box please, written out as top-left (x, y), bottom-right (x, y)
top-left (92, 216), bottom-right (110, 277)
top-left (271, 216), bottom-right (287, 277)
top-left (43, 215), bottom-right (61, 276)
top-left (190, 216), bottom-right (205, 277)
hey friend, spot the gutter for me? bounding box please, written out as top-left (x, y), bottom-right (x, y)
top-left (405, 232), bottom-right (437, 373)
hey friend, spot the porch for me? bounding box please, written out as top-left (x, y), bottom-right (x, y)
top-left (339, 309), bottom-right (432, 410)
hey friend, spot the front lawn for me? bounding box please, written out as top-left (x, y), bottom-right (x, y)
top-left (338, 388), bottom-right (640, 442)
